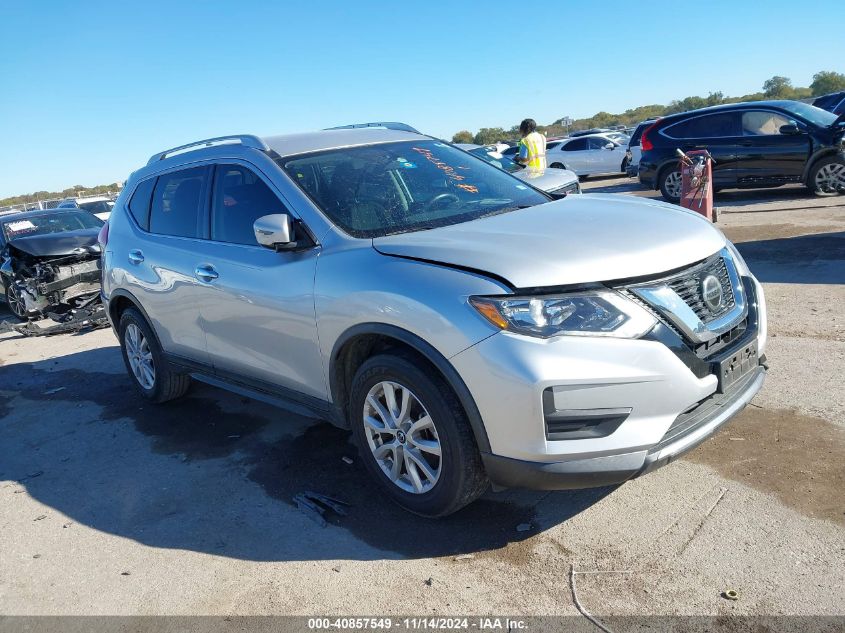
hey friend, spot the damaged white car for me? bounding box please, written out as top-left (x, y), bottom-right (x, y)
top-left (0, 209), bottom-right (103, 321)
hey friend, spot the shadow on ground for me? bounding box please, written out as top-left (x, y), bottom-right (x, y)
top-left (0, 345), bottom-right (613, 562)
top-left (736, 230), bottom-right (845, 284)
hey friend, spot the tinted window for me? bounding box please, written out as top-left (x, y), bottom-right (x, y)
top-left (588, 137), bottom-right (610, 150)
top-left (149, 167), bottom-right (207, 238)
top-left (546, 141), bottom-right (561, 150)
top-left (562, 138), bottom-right (588, 151)
top-left (212, 165), bottom-right (289, 245)
top-left (128, 178), bottom-right (156, 230)
top-left (741, 111), bottom-right (792, 136)
top-left (280, 140), bottom-right (548, 238)
top-left (78, 200), bottom-right (112, 215)
top-left (663, 113), bottom-right (740, 139)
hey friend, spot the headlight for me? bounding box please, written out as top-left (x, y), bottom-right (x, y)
top-left (725, 240), bottom-right (751, 276)
top-left (469, 290), bottom-right (656, 339)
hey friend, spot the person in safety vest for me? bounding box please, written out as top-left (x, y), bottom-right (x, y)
top-left (514, 118), bottom-right (546, 169)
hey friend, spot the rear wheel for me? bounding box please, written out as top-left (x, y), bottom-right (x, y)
top-left (621, 157), bottom-right (630, 172)
top-left (550, 162), bottom-right (566, 170)
top-left (118, 308), bottom-right (191, 403)
top-left (659, 166), bottom-right (682, 203)
top-left (4, 281), bottom-right (28, 321)
top-left (349, 353), bottom-right (487, 517)
top-left (808, 156), bottom-right (845, 197)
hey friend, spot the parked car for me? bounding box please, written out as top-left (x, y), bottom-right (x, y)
top-left (0, 208), bottom-right (103, 320)
top-left (57, 195), bottom-right (115, 221)
top-left (624, 118), bottom-right (660, 176)
top-left (570, 128), bottom-right (611, 137)
top-left (102, 126), bottom-right (768, 517)
top-left (546, 134), bottom-right (628, 178)
top-left (638, 100), bottom-right (845, 202)
top-left (813, 91), bottom-right (845, 115)
top-left (455, 144), bottom-right (580, 194)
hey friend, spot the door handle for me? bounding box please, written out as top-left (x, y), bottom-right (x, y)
top-left (128, 249), bottom-right (144, 265)
top-left (194, 265), bottom-right (219, 282)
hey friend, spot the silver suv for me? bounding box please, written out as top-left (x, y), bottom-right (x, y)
top-left (102, 126), bottom-right (767, 517)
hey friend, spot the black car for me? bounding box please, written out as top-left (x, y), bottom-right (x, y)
top-left (0, 209), bottom-right (103, 320)
top-left (638, 100), bottom-right (845, 202)
top-left (813, 91), bottom-right (845, 115)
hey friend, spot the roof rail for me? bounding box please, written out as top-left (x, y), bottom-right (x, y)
top-left (147, 135), bottom-right (269, 165)
top-left (325, 122), bottom-right (421, 134)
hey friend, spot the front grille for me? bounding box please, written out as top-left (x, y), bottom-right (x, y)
top-left (666, 256), bottom-right (735, 323)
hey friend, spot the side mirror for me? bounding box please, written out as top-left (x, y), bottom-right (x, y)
top-left (254, 214), bottom-right (293, 250)
top-left (604, 143), bottom-right (615, 150)
top-left (779, 124), bottom-right (801, 135)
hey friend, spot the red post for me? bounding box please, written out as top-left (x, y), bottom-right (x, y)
top-left (679, 150), bottom-right (714, 221)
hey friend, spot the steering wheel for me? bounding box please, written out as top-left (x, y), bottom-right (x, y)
top-left (424, 193), bottom-right (461, 212)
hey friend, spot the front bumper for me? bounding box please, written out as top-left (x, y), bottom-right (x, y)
top-left (480, 365), bottom-right (764, 490)
top-left (450, 274), bottom-right (767, 490)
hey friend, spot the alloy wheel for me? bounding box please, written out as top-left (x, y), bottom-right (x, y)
top-left (125, 323), bottom-right (155, 390)
top-left (362, 381), bottom-right (442, 494)
top-left (664, 170), bottom-right (682, 199)
top-left (814, 162), bottom-right (845, 194)
top-left (6, 284), bottom-right (26, 319)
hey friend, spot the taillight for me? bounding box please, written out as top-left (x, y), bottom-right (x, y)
top-left (97, 221), bottom-right (109, 248)
top-left (640, 123), bottom-right (657, 151)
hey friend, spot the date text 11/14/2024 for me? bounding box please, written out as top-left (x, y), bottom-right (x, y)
top-left (307, 617), bottom-right (528, 630)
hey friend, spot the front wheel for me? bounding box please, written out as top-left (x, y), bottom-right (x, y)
top-left (349, 353), bottom-right (488, 517)
top-left (4, 281), bottom-right (28, 321)
top-left (808, 156), bottom-right (845, 197)
top-left (659, 166), bottom-right (683, 203)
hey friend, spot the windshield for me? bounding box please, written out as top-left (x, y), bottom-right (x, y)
top-left (467, 147), bottom-right (523, 174)
top-left (2, 211), bottom-right (103, 241)
top-left (778, 101), bottom-right (838, 127)
top-left (280, 140), bottom-right (549, 237)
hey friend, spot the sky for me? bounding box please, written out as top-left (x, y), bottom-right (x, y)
top-left (1, 0), bottom-right (843, 199)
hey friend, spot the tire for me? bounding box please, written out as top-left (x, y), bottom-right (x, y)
top-left (807, 156), bottom-right (845, 197)
top-left (659, 165), bottom-right (682, 203)
top-left (4, 280), bottom-right (28, 321)
top-left (118, 307), bottom-right (190, 403)
top-left (349, 352), bottom-right (488, 517)
top-left (621, 157), bottom-right (630, 173)
top-left (550, 162), bottom-right (566, 170)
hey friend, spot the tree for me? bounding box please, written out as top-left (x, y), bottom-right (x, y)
top-left (451, 130), bottom-right (474, 144)
top-left (810, 71), bottom-right (845, 96)
top-left (762, 76), bottom-right (793, 98)
top-left (473, 127), bottom-right (507, 145)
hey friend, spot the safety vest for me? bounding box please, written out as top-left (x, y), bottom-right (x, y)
top-left (519, 132), bottom-right (547, 169)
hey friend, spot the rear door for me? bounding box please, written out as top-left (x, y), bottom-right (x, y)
top-left (735, 109), bottom-right (810, 182)
top-left (123, 166), bottom-right (212, 364)
top-left (659, 112), bottom-right (742, 187)
top-left (558, 137), bottom-right (590, 174)
top-left (198, 162), bottom-right (326, 401)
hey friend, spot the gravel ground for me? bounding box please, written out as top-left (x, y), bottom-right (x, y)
top-left (1, 179), bottom-right (843, 623)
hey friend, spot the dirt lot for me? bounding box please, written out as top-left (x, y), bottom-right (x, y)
top-left (1, 179), bottom-right (843, 621)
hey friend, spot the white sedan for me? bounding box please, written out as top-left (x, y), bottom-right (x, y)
top-left (545, 134), bottom-right (628, 178)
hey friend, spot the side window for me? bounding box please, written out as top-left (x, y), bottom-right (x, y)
top-left (563, 138), bottom-right (588, 152)
top-left (588, 137), bottom-right (610, 150)
top-left (212, 165), bottom-right (289, 245)
top-left (128, 178), bottom-right (156, 230)
top-left (149, 167), bottom-right (208, 238)
top-left (741, 111), bottom-right (792, 136)
top-left (664, 113), bottom-right (740, 139)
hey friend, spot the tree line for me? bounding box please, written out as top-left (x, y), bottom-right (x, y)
top-left (451, 71), bottom-right (845, 146)
top-left (1, 183), bottom-right (119, 209)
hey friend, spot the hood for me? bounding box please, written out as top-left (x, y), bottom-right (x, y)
top-left (373, 194), bottom-right (726, 288)
top-left (512, 166), bottom-right (578, 192)
top-left (7, 227), bottom-right (102, 258)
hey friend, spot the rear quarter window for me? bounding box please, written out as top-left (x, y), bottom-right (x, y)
top-left (149, 167), bottom-right (209, 238)
top-left (128, 178), bottom-right (156, 230)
